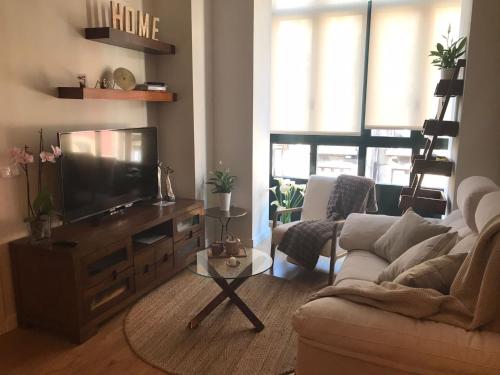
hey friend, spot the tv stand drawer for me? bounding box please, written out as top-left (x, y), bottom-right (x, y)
top-left (82, 267), bottom-right (135, 322)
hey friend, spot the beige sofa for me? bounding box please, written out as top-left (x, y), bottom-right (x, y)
top-left (293, 176), bottom-right (500, 374)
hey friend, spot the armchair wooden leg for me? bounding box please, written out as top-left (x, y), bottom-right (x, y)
top-left (270, 243), bottom-right (276, 271)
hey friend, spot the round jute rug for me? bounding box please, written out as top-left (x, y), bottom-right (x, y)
top-left (123, 271), bottom-right (311, 375)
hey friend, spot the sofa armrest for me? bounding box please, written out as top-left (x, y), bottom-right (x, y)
top-left (339, 213), bottom-right (398, 251)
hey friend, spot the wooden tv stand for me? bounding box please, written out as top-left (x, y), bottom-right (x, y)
top-left (9, 199), bottom-right (205, 343)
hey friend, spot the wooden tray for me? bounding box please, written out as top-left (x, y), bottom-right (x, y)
top-left (207, 246), bottom-right (247, 258)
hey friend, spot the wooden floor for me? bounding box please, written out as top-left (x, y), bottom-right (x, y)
top-left (0, 241), bottom-right (340, 375)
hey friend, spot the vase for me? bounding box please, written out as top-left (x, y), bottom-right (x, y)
top-left (441, 67), bottom-right (455, 80)
top-left (27, 215), bottom-right (51, 242)
top-left (218, 192), bottom-right (231, 211)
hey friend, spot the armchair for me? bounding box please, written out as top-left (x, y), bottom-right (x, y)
top-left (271, 175), bottom-right (345, 285)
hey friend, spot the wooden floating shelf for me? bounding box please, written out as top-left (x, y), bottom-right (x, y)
top-left (434, 79), bottom-right (464, 97)
top-left (399, 188), bottom-right (447, 215)
top-left (85, 27), bottom-right (175, 55)
top-left (422, 119), bottom-right (459, 137)
top-left (411, 158), bottom-right (453, 177)
top-left (58, 87), bottom-right (177, 102)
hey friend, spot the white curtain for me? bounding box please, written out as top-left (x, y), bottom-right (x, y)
top-left (365, 0), bottom-right (461, 129)
top-left (271, 0), bottom-right (368, 135)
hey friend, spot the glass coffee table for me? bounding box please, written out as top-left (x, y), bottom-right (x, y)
top-left (187, 248), bottom-right (273, 332)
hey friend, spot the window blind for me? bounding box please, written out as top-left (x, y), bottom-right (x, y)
top-left (270, 0), bottom-right (462, 134)
top-left (271, 0), bottom-right (368, 135)
top-left (365, 0), bottom-right (461, 129)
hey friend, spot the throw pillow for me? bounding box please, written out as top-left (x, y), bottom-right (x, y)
top-left (377, 232), bottom-right (458, 282)
top-left (394, 252), bottom-right (467, 294)
top-left (448, 234), bottom-right (478, 255)
top-left (372, 208), bottom-right (450, 262)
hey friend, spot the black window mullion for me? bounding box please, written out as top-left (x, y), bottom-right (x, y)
top-left (310, 144), bottom-right (318, 175)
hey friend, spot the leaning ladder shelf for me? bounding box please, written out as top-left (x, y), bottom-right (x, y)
top-left (399, 59), bottom-right (466, 216)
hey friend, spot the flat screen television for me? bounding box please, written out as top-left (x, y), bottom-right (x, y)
top-left (58, 127), bottom-right (158, 222)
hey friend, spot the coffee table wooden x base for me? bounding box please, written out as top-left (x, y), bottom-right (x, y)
top-left (187, 276), bottom-right (265, 332)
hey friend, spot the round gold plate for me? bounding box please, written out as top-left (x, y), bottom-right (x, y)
top-left (113, 67), bottom-right (136, 91)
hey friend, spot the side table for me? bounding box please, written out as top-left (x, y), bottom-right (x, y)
top-left (205, 206), bottom-right (247, 240)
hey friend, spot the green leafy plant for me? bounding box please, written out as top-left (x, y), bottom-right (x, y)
top-left (206, 162), bottom-right (236, 193)
top-left (429, 25), bottom-right (467, 69)
top-left (269, 178), bottom-right (306, 224)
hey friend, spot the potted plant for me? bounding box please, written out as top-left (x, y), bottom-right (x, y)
top-left (269, 178), bottom-right (306, 224)
top-left (206, 162), bottom-right (236, 211)
top-left (9, 129), bottom-right (61, 241)
top-left (429, 25), bottom-right (467, 80)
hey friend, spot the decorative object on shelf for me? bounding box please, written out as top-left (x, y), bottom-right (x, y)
top-left (224, 233), bottom-right (242, 256)
top-left (135, 82), bottom-right (168, 92)
top-left (211, 241), bottom-right (224, 256)
top-left (269, 178), bottom-right (305, 224)
top-left (164, 165), bottom-right (175, 202)
top-left (113, 67), bottom-right (136, 91)
top-left (206, 161), bottom-right (236, 211)
top-left (110, 1), bottom-right (160, 40)
top-left (0, 165), bottom-right (20, 178)
top-left (8, 129), bottom-right (62, 242)
top-left (154, 162), bottom-right (175, 207)
top-left (156, 161), bottom-right (165, 201)
top-left (77, 74), bottom-right (87, 88)
top-left (226, 256), bottom-right (239, 267)
top-left (429, 25), bottom-right (467, 80)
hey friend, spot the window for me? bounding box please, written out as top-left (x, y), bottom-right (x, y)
top-left (316, 146), bottom-right (358, 177)
top-left (271, 0), bottom-right (368, 134)
top-left (365, 147), bottom-right (412, 185)
top-left (269, 0), bottom-right (462, 215)
top-left (272, 144), bottom-right (311, 178)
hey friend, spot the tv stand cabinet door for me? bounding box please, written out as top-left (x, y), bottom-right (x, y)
top-left (80, 240), bottom-right (133, 288)
top-left (173, 208), bottom-right (204, 242)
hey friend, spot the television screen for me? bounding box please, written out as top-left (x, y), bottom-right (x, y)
top-left (58, 127), bottom-right (158, 222)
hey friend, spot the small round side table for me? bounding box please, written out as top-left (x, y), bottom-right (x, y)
top-left (205, 206), bottom-right (247, 240)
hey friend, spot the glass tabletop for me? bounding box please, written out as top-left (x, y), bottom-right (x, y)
top-left (188, 248), bottom-right (273, 279)
top-left (205, 206), bottom-right (248, 219)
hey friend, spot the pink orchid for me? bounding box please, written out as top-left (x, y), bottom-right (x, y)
top-left (9, 147), bottom-right (34, 165)
top-left (40, 151), bottom-right (56, 163)
top-left (51, 145), bottom-right (62, 157)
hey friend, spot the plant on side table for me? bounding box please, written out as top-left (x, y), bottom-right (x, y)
top-left (429, 25), bottom-right (467, 79)
top-left (206, 161), bottom-right (236, 211)
top-left (9, 129), bottom-right (61, 241)
top-left (269, 178), bottom-right (305, 224)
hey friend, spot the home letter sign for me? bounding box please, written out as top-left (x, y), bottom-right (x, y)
top-left (110, 1), bottom-right (159, 40)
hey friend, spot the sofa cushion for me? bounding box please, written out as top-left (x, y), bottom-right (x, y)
top-left (293, 297), bottom-right (500, 374)
top-left (377, 232), bottom-right (458, 282)
top-left (334, 250), bottom-right (388, 286)
top-left (449, 234), bottom-right (479, 255)
top-left (441, 210), bottom-right (473, 239)
top-left (339, 213), bottom-right (398, 251)
top-left (457, 176), bottom-right (499, 233)
top-left (372, 209), bottom-right (450, 262)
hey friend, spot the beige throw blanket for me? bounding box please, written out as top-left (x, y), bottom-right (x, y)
top-left (310, 215), bottom-right (500, 332)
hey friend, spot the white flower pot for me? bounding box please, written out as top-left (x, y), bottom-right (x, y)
top-left (218, 192), bottom-right (231, 211)
top-left (441, 68), bottom-right (455, 80)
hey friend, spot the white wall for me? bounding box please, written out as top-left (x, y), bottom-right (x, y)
top-left (210, 0), bottom-right (255, 243)
top-left (450, 0), bottom-right (500, 204)
top-left (252, 0), bottom-right (272, 245)
top-left (151, 0), bottom-right (196, 199)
